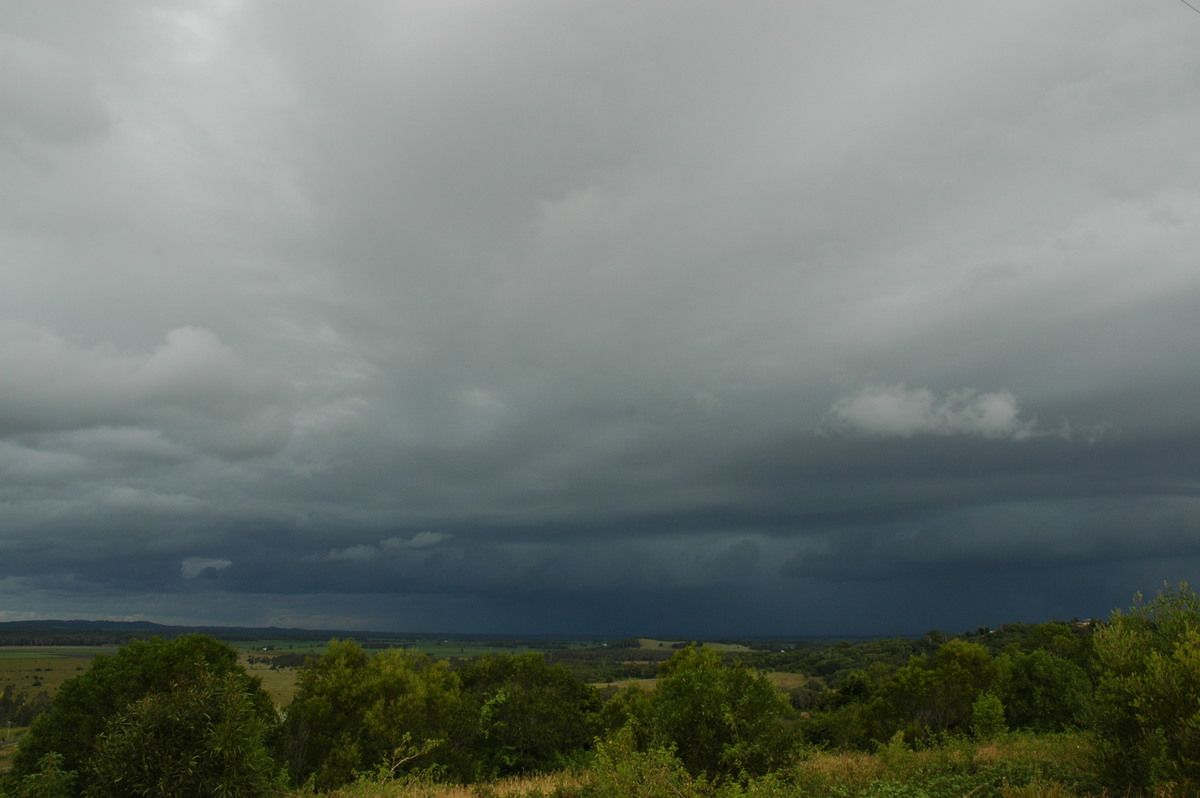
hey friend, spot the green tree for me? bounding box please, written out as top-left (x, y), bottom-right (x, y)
top-left (1022, 621), bottom-right (1094, 670)
top-left (281, 640), bottom-right (462, 789)
top-left (7, 635), bottom-right (274, 796)
top-left (582, 726), bottom-right (706, 798)
top-left (619, 645), bottom-right (795, 779)
top-left (86, 668), bottom-right (281, 797)
top-left (455, 652), bottom-right (601, 778)
top-left (868, 639), bottom-right (996, 742)
top-left (970, 691), bottom-right (1006, 740)
top-left (5, 753), bottom-right (76, 798)
top-left (1091, 582), bottom-right (1200, 793)
top-left (995, 648), bottom-right (1090, 732)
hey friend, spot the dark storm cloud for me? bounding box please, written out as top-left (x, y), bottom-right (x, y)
top-left (2, 1), bottom-right (1199, 633)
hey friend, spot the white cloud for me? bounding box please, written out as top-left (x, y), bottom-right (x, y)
top-left (384, 531), bottom-right (451, 549)
top-left (324, 544), bottom-right (376, 562)
top-left (181, 557), bottom-right (232, 579)
top-left (823, 384), bottom-right (1039, 440)
top-left (319, 532), bottom-right (452, 563)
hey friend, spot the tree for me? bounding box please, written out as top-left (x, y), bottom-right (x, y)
top-left (970, 692), bottom-right (1006, 740)
top-left (455, 652), bottom-right (601, 778)
top-left (281, 640), bottom-right (462, 789)
top-left (995, 648), bottom-right (1090, 732)
top-left (868, 639), bottom-right (996, 742)
top-left (616, 645), bottom-right (795, 778)
top-left (86, 668), bottom-right (281, 797)
top-left (1091, 582), bottom-right (1200, 793)
top-left (7, 635), bottom-right (275, 796)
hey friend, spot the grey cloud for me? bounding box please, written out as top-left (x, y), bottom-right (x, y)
top-left (181, 557), bottom-right (232, 579)
top-left (0, 322), bottom-right (294, 458)
top-left (0, 1), bottom-right (1198, 635)
top-left (0, 33), bottom-right (109, 145)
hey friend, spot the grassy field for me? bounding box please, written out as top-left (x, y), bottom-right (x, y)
top-left (0, 647), bottom-right (105, 697)
top-left (241, 657), bottom-right (303, 708)
top-left (636, 638), bottom-right (752, 652)
top-left (0, 648), bottom-right (110, 772)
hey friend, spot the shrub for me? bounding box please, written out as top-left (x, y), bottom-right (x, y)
top-left (582, 727), bottom-right (709, 798)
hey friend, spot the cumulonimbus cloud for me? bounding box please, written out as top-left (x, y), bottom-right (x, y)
top-left (821, 384), bottom-right (1039, 440)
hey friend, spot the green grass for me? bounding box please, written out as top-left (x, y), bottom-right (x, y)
top-left (0, 649), bottom-right (97, 701)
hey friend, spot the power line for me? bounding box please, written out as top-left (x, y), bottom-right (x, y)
top-left (1179, 0), bottom-right (1200, 16)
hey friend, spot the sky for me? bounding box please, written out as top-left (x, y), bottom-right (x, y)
top-left (2, 1), bottom-right (1199, 637)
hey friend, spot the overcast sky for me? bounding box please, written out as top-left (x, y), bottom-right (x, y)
top-left (2, 1), bottom-right (1199, 637)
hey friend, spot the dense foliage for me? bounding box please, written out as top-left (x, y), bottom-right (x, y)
top-left (456, 652), bottom-right (602, 778)
top-left (1090, 583), bottom-right (1200, 794)
top-left (3, 634), bottom-right (278, 798)
top-left (4, 584), bottom-right (1200, 797)
top-left (607, 645), bottom-right (796, 778)
top-left (280, 640), bottom-right (462, 789)
top-left (0, 686), bottom-right (50, 729)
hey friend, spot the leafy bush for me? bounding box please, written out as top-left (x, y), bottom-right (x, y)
top-left (4, 753), bottom-right (76, 798)
top-left (971, 692), bottom-right (1007, 740)
top-left (581, 727), bottom-right (709, 798)
top-left (1091, 582), bottom-right (1200, 794)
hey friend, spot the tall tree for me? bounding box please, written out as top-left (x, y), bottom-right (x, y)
top-left (281, 640), bottom-right (462, 789)
top-left (1091, 582), bottom-right (1200, 794)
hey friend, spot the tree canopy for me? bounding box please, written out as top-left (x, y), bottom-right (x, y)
top-left (6, 634), bottom-right (277, 798)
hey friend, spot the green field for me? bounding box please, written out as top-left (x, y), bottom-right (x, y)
top-left (0, 648), bottom-right (101, 695)
top-left (636, 637), bottom-right (751, 652)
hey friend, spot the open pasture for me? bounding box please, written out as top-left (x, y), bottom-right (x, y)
top-left (637, 637), bottom-right (751, 652)
top-left (0, 647), bottom-right (104, 697)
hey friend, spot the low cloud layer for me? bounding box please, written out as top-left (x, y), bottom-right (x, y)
top-left (2, 1), bottom-right (1199, 635)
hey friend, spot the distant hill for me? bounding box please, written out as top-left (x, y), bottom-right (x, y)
top-left (0, 619), bottom-right (376, 647)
